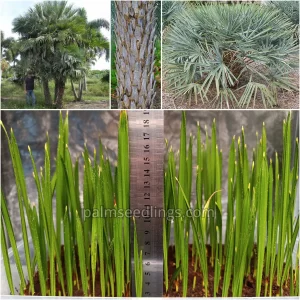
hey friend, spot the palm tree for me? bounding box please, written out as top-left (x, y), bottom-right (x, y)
top-left (13, 1), bottom-right (109, 108)
top-left (1, 32), bottom-right (19, 67)
top-left (1, 59), bottom-right (9, 73)
top-left (13, 1), bottom-right (84, 107)
top-left (52, 48), bottom-right (87, 108)
top-left (70, 8), bottom-right (109, 102)
top-left (114, 1), bottom-right (157, 109)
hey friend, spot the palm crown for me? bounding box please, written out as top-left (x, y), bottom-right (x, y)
top-left (164, 3), bottom-right (298, 108)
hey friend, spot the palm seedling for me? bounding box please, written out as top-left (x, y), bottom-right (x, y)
top-left (163, 3), bottom-right (298, 108)
top-left (164, 112), bottom-right (299, 297)
top-left (1, 111), bottom-right (143, 296)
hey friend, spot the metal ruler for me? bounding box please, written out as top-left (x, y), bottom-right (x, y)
top-left (129, 110), bottom-right (164, 297)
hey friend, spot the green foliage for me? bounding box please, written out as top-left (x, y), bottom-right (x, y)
top-left (162, 0), bottom-right (191, 29)
top-left (165, 112), bottom-right (299, 296)
top-left (269, 1), bottom-right (299, 26)
top-left (269, 0), bottom-right (299, 43)
top-left (1, 111), bottom-right (142, 296)
top-left (133, 217), bottom-right (143, 297)
top-left (89, 70), bottom-right (110, 83)
top-left (1, 31), bottom-right (19, 68)
top-left (163, 3), bottom-right (298, 108)
top-left (1, 193), bottom-right (26, 295)
top-left (110, 37), bottom-right (117, 93)
top-left (1, 217), bottom-right (14, 295)
top-left (155, 39), bottom-right (161, 86)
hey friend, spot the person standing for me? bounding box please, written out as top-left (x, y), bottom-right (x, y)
top-left (24, 72), bottom-right (36, 107)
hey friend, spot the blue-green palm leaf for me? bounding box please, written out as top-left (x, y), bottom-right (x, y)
top-left (164, 2), bottom-right (298, 108)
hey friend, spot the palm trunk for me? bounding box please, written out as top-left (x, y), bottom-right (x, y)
top-left (71, 79), bottom-right (79, 101)
top-left (79, 80), bottom-right (84, 100)
top-left (54, 79), bottom-right (59, 103)
top-left (55, 80), bottom-right (65, 109)
top-left (115, 1), bottom-right (156, 109)
top-left (71, 79), bottom-right (84, 101)
top-left (42, 78), bottom-right (52, 107)
top-left (83, 76), bottom-right (87, 91)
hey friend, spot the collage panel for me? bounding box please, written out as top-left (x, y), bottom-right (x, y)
top-left (164, 110), bottom-right (299, 297)
top-left (1, 0), bottom-right (110, 109)
top-left (111, 0), bottom-right (161, 109)
top-left (0, 0), bottom-right (299, 299)
top-left (162, 0), bottom-right (299, 109)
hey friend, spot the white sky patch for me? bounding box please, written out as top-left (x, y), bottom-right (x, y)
top-left (0, 0), bottom-right (111, 70)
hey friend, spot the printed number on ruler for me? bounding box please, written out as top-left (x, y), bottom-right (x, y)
top-left (129, 110), bottom-right (164, 297)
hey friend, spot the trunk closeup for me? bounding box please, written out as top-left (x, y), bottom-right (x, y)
top-left (55, 80), bottom-right (65, 109)
top-left (42, 78), bottom-right (52, 107)
top-left (115, 0), bottom-right (156, 109)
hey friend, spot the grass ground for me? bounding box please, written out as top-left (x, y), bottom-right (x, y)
top-left (1, 77), bottom-right (109, 109)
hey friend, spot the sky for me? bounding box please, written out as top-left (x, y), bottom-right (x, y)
top-left (0, 0), bottom-right (111, 70)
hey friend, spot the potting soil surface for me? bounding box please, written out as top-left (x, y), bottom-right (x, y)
top-left (165, 245), bottom-right (293, 297)
top-left (23, 245), bottom-right (294, 297)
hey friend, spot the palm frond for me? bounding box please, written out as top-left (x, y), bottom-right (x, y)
top-left (163, 2), bottom-right (298, 107)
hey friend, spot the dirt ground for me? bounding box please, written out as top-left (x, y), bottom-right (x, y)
top-left (64, 100), bottom-right (109, 109)
top-left (166, 245), bottom-right (292, 297)
top-left (162, 71), bottom-right (299, 110)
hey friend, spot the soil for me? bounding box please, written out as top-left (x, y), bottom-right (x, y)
top-left (23, 245), bottom-right (294, 297)
top-left (63, 100), bottom-right (109, 109)
top-left (165, 245), bottom-right (293, 297)
top-left (23, 246), bottom-right (130, 297)
top-left (162, 71), bottom-right (299, 110)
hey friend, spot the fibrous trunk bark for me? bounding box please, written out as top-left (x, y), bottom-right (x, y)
top-left (54, 79), bottom-right (59, 103)
top-left (115, 1), bottom-right (156, 109)
top-left (83, 75), bottom-right (87, 91)
top-left (42, 78), bottom-right (52, 107)
top-left (55, 80), bottom-right (65, 109)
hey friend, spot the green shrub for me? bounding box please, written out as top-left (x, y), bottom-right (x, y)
top-left (100, 70), bottom-right (109, 83)
top-left (155, 39), bottom-right (162, 85)
top-left (110, 34), bottom-right (117, 93)
top-left (89, 70), bottom-right (110, 82)
top-left (163, 3), bottom-right (299, 108)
